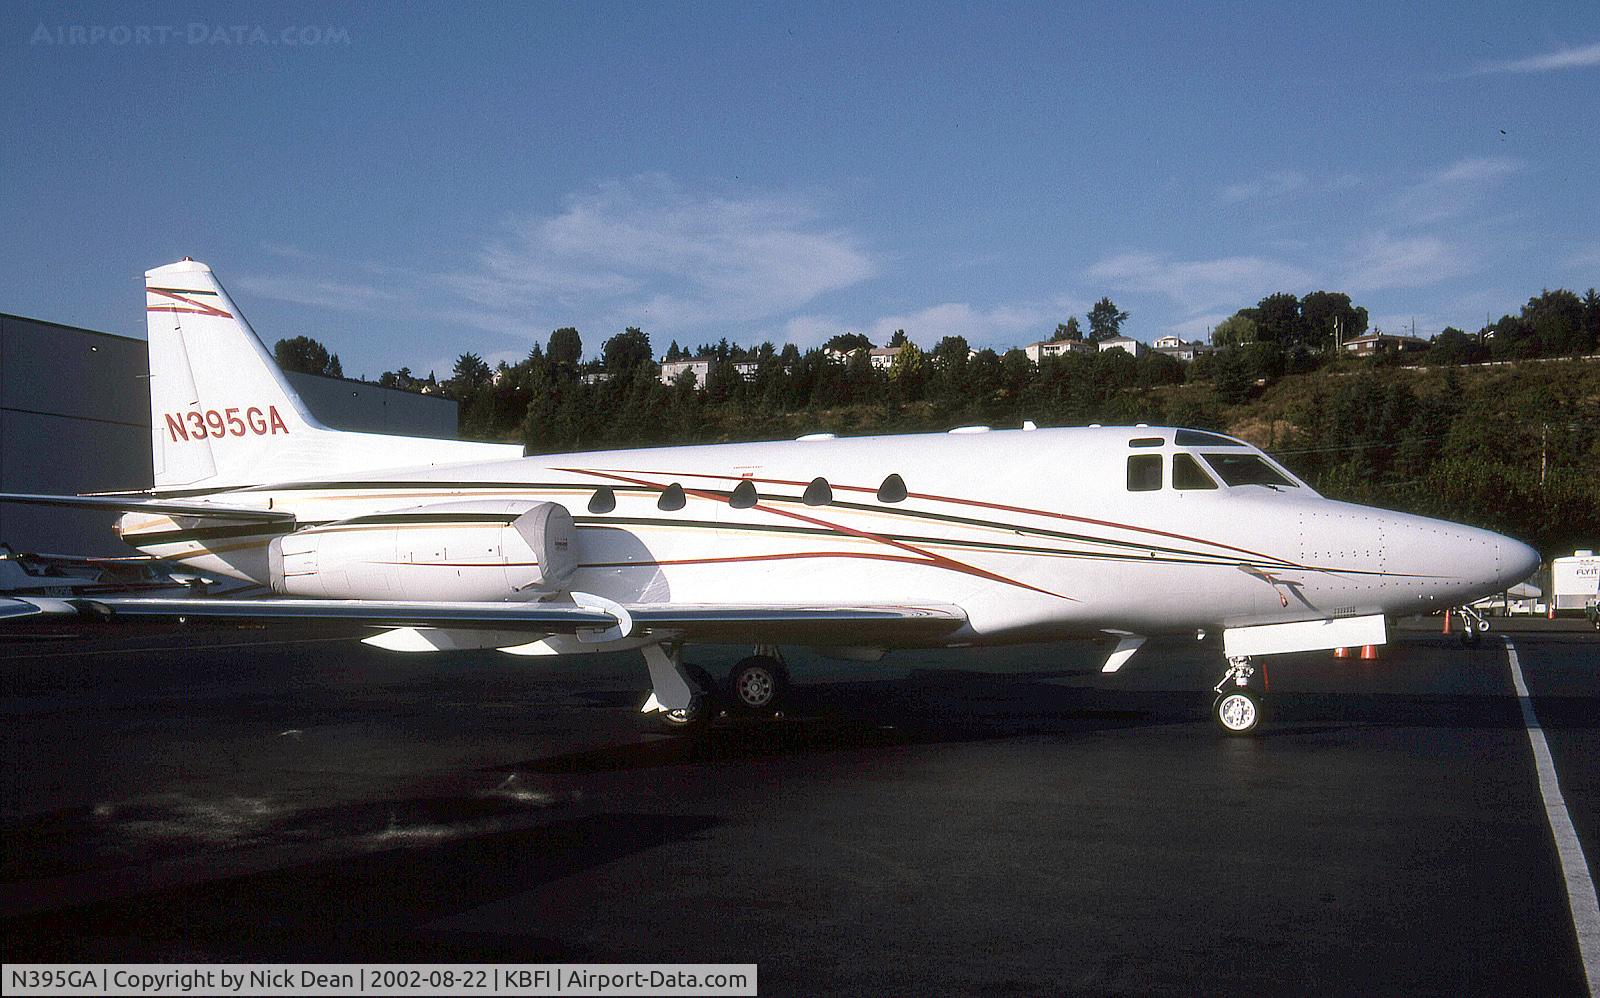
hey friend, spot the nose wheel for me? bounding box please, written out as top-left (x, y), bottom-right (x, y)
top-left (1212, 656), bottom-right (1264, 736)
top-left (1451, 605), bottom-right (1491, 647)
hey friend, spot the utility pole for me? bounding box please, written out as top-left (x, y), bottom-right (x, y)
top-left (1540, 422), bottom-right (1547, 487)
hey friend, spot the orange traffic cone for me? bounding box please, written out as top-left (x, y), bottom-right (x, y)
top-left (1442, 609), bottom-right (1452, 634)
top-left (1359, 645), bottom-right (1378, 660)
top-left (1334, 646), bottom-right (1350, 658)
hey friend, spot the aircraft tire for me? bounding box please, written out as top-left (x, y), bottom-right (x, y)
top-left (1212, 690), bottom-right (1263, 736)
top-left (659, 694), bottom-right (712, 733)
top-left (727, 656), bottom-right (790, 715)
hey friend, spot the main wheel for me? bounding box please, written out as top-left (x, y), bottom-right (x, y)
top-left (727, 655), bottom-right (790, 714)
top-left (1212, 690), bottom-right (1263, 736)
top-left (659, 694), bottom-right (711, 732)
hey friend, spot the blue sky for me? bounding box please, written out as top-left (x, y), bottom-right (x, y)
top-left (3, 2), bottom-right (1597, 378)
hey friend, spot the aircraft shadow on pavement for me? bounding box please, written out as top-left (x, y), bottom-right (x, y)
top-left (516, 658), bottom-right (1581, 777)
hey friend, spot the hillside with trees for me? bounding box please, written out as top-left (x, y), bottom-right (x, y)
top-left (288, 285), bottom-right (1599, 557)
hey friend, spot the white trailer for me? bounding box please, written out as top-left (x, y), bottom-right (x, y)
top-left (1550, 550), bottom-right (1600, 612)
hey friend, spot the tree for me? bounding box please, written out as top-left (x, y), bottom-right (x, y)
top-left (1425, 327), bottom-right (1486, 366)
top-left (888, 343), bottom-right (924, 396)
top-left (824, 332), bottom-right (873, 354)
top-left (1051, 317), bottom-right (1083, 342)
top-left (603, 327), bottom-right (654, 373)
top-left (1087, 298), bottom-right (1128, 341)
top-left (1211, 348), bottom-right (1255, 404)
top-left (1302, 290), bottom-right (1368, 351)
top-left (1210, 313), bottom-right (1258, 349)
top-left (547, 327), bottom-right (583, 367)
top-left (274, 336), bottom-right (342, 377)
top-left (664, 340), bottom-right (684, 363)
top-left (1253, 292), bottom-right (1305, 347)
top-left (930, 335), bottom-right (970, 369)
top-left (448, 350), bottom-right (489, 390)
top-left (888, 329), bottom-right (909, 348)
top-left (1522, 288), bottom-right (1587, 356)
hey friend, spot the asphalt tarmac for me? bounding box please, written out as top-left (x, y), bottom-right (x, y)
top-left (2, 618), bottom-right (1596, 995)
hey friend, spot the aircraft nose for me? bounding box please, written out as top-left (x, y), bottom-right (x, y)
top-left (1496, 535), bottom-right (1541, 589)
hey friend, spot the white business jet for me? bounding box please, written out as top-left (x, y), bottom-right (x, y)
top-left (0, 259), bottom-right (1540, 735)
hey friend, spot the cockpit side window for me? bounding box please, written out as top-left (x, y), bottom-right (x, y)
top-left (1200, 453), bottom-right (1297, 488)
top-left (1172, 453), bottom-right (1219, 490)
top-left (1126, 454), bottom-right (1163, 491)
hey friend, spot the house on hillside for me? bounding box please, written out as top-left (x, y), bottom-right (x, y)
top-left (1341, 332), bottom-right (1429, 358)
top-left (1152, 335), bottom-right (1209, 362)
top-left (1097, 335), bottom-right (1144, 357)
top-left (657, 357), bottom-right (762, 388)
top-left (867, 346), bottom-right (902, 370)
top-left (1023, 339), bottom-right (1095, 363)
top-left (658, 358), bottom-right (712, 386)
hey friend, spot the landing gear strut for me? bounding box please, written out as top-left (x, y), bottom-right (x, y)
top-left (1211, 656), bottom-right (1263, 736)
top-left (1451, 605), bottom-right (1491, 647)
top-left (643, 642), bottom-right (714, 732)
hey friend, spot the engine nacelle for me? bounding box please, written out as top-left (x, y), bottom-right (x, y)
top-left (268, 500), bottom-right (576, 600)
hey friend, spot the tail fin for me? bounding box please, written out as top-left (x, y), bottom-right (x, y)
top-left (145, 259), bottom-right (519, 490)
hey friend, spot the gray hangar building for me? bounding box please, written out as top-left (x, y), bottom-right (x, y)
top-left (0, 312), bottom-right (463, 556)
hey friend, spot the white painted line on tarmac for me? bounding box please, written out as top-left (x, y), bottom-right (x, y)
top-left (1506, 637), bottom-right (1600, 997)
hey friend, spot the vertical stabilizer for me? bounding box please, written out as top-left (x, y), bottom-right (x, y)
top-left (143, 259), bottom-right (523, 491)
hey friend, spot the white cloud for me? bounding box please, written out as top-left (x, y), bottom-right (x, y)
top-left (1389, 156), bottom-right (1524, 225)
top-left (1564, 245), bottom-right (1600, 277)
top-left (1162, 313), bottom-right (1231, 340)
top-left (1085, 252), bottom-right (1315, 314)
top-left (232, 274), bottom-right (397, 312)
top-left (1218, 172), bottom-right (1360, 204)
top-left (261, 242), bottom-right (314, 262)
top-left (1339, 233), bottom-right (1469, 291)
top-left (1220, 171), bottom-right (1308, 203)
top-left (440, 175), bottom-right (877, 335)
top-left (1468, 40), bottom-right (1600, 75)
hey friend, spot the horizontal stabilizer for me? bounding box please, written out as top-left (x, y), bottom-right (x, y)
top-left (0, 493), bottom-right (294, 522)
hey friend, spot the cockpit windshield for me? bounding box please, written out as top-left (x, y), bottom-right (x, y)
top-left (1200, 453), bottom-right (1298, 488)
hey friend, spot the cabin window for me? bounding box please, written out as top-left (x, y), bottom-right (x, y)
top-left (877, 473), bottom-right (908, 503)
top-left (587, 486), bottom-right (616, 513)
top-left (1174, 429), bottom-right (1245, 447)
top-left (1172, 453), bottom-right (1219, 490)
top-left (658, 482), bottom-right (687, 511)
top-left (803, 477), bottom-right (833, 506)
top-left (1126, 455), bottom-right (1163, 491)
top-left (1201, 453), bottom-right (1297, 488)
top-left (729, 480), bottom-right (758, 509)
top-left (1128, 437), bottom-right (1164, 448)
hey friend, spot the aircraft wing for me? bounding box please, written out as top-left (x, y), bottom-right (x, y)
top-left (0, 492), bottom-right (294, 522)
top-left (0, 595), bottom-right (968, 643)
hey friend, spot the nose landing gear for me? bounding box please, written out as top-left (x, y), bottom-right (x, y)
top-left (1449, 605), bottom-right (1491, 647)
top-left (1212, 656), bottom-right (1263, 736)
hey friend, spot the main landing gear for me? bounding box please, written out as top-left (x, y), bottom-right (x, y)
top-left (1211, 656), bottom-right (1264, 736)
top-left (645, 643), bottom-right (792, 733)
